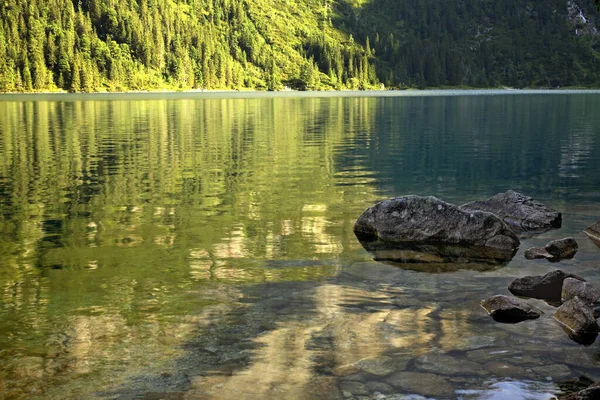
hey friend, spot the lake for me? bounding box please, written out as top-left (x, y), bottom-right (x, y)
top-left (1, 91), bottom-right (600, 399)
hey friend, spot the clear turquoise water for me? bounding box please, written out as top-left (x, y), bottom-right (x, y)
top-left (1, 91), bottom-right (600, 399)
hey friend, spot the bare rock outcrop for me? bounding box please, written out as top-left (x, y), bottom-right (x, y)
top-left (354, 196), bottom-right (519, 265)
top-left (460, 190), bottom-right (561, 234)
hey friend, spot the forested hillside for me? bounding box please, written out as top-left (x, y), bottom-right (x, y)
top-left (0, 0), bottom-right (599, 92)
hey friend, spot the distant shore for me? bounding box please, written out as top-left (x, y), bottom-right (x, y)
top-left (2, 88), bottom-right (600, 101)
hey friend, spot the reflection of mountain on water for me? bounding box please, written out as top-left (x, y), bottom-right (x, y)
top-left (100, 266), bottom-right (598, 399)
top-left (355, 237), bottom-right (516, 273)
top-left (558, 124), bottom-right (595, 179)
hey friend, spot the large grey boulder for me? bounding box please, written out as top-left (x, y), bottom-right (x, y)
top-left (508, 270), bottom-right (585, 304)
top-left (584, 221), bottom-right (600, 248)
top-left (554, 296), bottom-right (599, 345)
top-left (481, 295), bottom-right (543, 323)
top-left (524, 237), bottom-right (578, 262)
top-left (354, 196), bottom-right (520, 262)
top-left (460, 190), bottom-right (561, 234)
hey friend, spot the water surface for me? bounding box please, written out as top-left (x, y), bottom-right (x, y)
top-left (1, 91), bottom-right (600, 399)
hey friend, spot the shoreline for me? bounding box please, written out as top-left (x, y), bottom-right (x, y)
top-left (2, 88), bottom-right (600, 100)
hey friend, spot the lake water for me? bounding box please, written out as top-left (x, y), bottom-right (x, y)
top-left (1, 91), bottom-right (600, 399)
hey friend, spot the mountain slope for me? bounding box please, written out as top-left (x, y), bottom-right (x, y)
top-left (337, 0), bottom-right (600, 88)
top-left (0, 0), bottom-right (598, 92)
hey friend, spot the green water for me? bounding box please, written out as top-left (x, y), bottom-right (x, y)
top-left (1, 91), bottom-right (600, 399)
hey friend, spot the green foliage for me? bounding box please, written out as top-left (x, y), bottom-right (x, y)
top-left (0, 0), bottom-right (599, 91)
top-left (0, 0), bottom-right (380, 91)
top-left (336, 0), bottom-right (600, 88)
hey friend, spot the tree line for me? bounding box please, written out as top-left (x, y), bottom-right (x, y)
top-left (0, 0), bottom-right (599, 92)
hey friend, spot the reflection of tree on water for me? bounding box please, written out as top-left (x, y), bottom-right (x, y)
top-left (0, 96), bottom-right (380, 398)
top-left (2, 94), bottom-right (600, 398)
top-left (103, 264), bottom-right (597, 399)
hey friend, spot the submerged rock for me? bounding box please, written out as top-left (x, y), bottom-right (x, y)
top-left (554, 296), bottom-right (599, 345)
top-left (524, 237), bottom-right (578, 262)
top-left (354, 195), bottom-right (519, 265)
top-left (414, 353), bottom-right (484, 376)
top-left (385, 371), bottom-right (454, 397)
top-left (353, 356), bottom-right (396, 376)
top-left (460, 190), bottom-right (561, 234)
top-left (584, 221), bottom-right (600, 248)
top-left (358, 240), bottom-right (516, 271)
top-left (508, 270), bottom-right (585, 304)
top-left (481, 295), bottom-right (543, 323)
top-left (339, 380), bottom-right (369, 396)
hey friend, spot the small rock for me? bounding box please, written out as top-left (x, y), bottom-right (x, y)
top-left (339, 381), bottom-right (369, 396)
top-left (558, 381), bottom-right (600, 399)
top-left (561, 349), bottom-right (595, 367)
top-left (453, 335), bottom-right (497, 351)
top-left (354, 356), bottom-right (396, 376)
top-left (303, 377), bottom-right (344, 400)
top-left (460, 190), bottom-right (562, 233)
top-left (414, 353), bottom-right (484, 376)
top-left (365, 381), bottom-right (395, 394)
top-left (554, 296), bottom-right (599, 345)
top-left (524, 247), bottom-right (553, 260)
top-left (584, 221), bottom-right (600, 248)
top-left (484, 361), bottom-right (530, 378)
top-left (466, 348), bottom-right (513, 363)
top-left (562, 278), bottom-right (600, 304)
top-left (524, 237), bottom-right (578, 261)
top-left (531, 364), bottom-right (572, 379)
top-left (385, 371), bottom-right (454, 397)
top-left (546, 237), bottom-right (578, 259)
top-left (509, 270), bottom-right (585, 303)
top-left (333, 364), bottom-right (360, 377)
top-left (481, 295), bottom-right (543, 323)
top-left (340, 373), bottom-right (368, 383)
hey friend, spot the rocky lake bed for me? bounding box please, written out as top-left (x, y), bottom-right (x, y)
top-left (350, 190), bottom-right (600, 399)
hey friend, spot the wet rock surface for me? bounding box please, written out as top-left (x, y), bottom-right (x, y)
top-left (555, 296), bottom-right (600, 345)
top-left (460, 190), bottom-right (562, 234)
top-left (480, 295), bottom-right (543, 323)
top-left (562, 278), bottom-right (600, 305)
top-left (584, 221), bottom-right (600, 248)
top-left (483, 361), bottom-right (532, 378)
top-left (524, 247), bottom-right (554, 260)
top-left (546, 237), bottom-right (579, 259)
top-left (532, 363), bottom-right (572, 379)
top-left (354, 195), bottom-right (519, 265)
top-left (385, 371), bottom-right (454, 397)
top-left (508, 270), bottom-right (585, 304)
top-left (354, 195), bottom-right (520, 250)
top-left (353, 356), bottom-right (396, 377)
top-left (414, 353), bottom-right (484, 376)
top-left (559, 381), bottom-right (600, 400)
top-left (525, 237), bottom-right (579, 261)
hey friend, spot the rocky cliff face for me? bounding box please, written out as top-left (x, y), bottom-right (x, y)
top-left (568, 0), bottom-right (599, 35)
